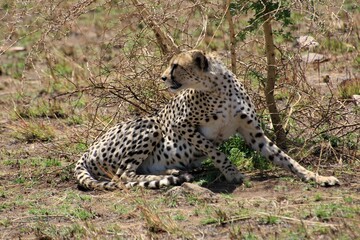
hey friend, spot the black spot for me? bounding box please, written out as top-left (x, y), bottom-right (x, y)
top-left (269, 142), bottom-right (274, 146)
top-left (258, 143), bottom-right (264, 149)
top-left (268, 155), bottom-right (274, 161)
top-left (240, 114), bottom-right (247, 119)
top-left (153, 132), bottom-right (159, 138)
top-left (168, 177), bottom-right (175, 185)
top-left (255, 132), bottom-right (263, 138)
top-left (125, 159), bottom-right (133, 164)
top-left (288, 163), bottom-right (296, 174)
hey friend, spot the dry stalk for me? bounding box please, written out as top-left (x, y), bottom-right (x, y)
top-left (206, 3), bottom-right (228, 51)
top-left (257, 212), bottom-right (340, 228)
top-left (225, 0), bottom-right (237, 74)
top-left (190, 0), bottom-right (208, 48)
top-left (283, 92), bottom-right (302, 130)
top-left (137, 204), bottom-right (179, 234)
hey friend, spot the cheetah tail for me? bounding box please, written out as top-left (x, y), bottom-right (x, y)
top-left (125, 173), bottom-right (194, 189)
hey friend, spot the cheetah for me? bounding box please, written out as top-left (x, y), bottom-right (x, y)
top-left (75, 49), bottom-right (339, 190)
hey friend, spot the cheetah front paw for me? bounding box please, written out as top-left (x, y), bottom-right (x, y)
top-left (179, 173), bottom-right (194, 182)
top-left (224, 169), bottom-right (245, 184)
top-left (163, 169), bottom-right (184, 176)
top-left (315, 175), bottom-right (340, 187)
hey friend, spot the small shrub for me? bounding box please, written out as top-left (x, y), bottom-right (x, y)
top-left (14, 100), bottom-right (68, 119)
top-left (219, 135), bottom-right (270, 171)
top-left (321, 38), bottom-right (353, 54)
top-left (12, 121), bottom-right (55, 143)
top-left (338, 78), bottom-right (360, 99)
top-left (259, 215), bottom-right (280, 225)
top-left (70, 207), bottom-right (95, 220)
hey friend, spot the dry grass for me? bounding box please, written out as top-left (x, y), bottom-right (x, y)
top-left (0, 0), bottom-right (359, 239)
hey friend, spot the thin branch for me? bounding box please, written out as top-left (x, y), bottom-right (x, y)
top-left (130, 0), bottom-right (179, 55)
top-left (225, 0), bottom-right (237, 74)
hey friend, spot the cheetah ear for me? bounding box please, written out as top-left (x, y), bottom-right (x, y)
top-left (193, 50), bottom-right (209, 72)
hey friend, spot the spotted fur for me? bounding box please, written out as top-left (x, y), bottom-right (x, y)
top-left (74, 50), bottom-right (339, 190)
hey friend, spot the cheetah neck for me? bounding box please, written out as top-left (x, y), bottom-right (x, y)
top-left (207, 57), bottom-right (242, 98)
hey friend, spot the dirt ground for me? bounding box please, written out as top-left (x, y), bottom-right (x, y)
top-left (1, 1), bottom-right (360, 239)
top-left (0, 73), bottom-right (359, 239)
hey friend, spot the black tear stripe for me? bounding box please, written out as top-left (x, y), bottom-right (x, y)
top-left (170, 63), bottom-right (178, 81)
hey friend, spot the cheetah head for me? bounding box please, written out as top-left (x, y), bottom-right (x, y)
top-left (161, 50), bottom-right (215, 92)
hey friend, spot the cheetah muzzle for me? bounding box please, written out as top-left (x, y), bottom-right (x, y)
top-left (74, 49), bottom-right (340, 190)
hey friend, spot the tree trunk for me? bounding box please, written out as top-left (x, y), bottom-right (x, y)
top-left (263, 18), bottom-right (288, 149)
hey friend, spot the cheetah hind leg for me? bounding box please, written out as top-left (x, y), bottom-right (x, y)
top-left (101, 122), bottom-right (192, 189)
top-left (110, 153), bottom-right (193, 189)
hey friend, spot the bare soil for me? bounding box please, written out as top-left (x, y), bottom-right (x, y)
top-left (0, 1), bottom-right (359, 239)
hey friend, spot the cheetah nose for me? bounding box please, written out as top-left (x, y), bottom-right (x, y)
top-left (161, 76), bottom-right (167, 81)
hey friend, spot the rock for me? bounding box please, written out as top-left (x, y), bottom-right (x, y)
top-left (294, 35), bottom-right (319, 49)
top-left (301, 53), bottom-right (330, 64)
top-left (166, 182), bottom-right (218, 202)
top-left (352, 95), bottom-right (360, 105)
top-left (181, 182), bottom-right (215, 195)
